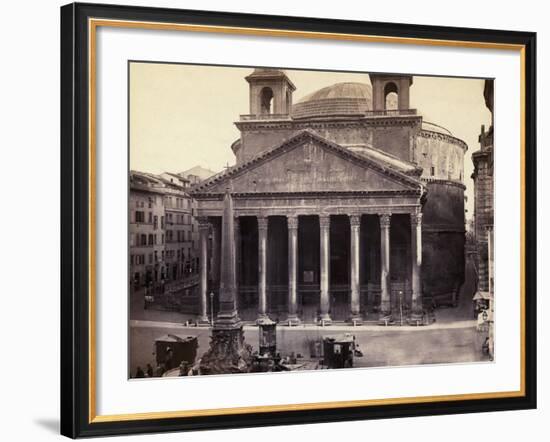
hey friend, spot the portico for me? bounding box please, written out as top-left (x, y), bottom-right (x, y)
top-left (191, 130), bottom-right (426, 325)
top-left (197, 209), bottom-right (423, 325)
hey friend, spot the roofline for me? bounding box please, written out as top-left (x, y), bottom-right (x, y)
top-left (190, 129), bottom-right (425, 194)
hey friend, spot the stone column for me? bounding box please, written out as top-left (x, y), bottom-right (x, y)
top-left (234, 216), bottom-right (241, 310)
top-left (287, 215), bottom-right (300, 325)
top-left (211, 218), bottom-right (220, 284)
top-left (410, 212), bottom-right (423, 321)
top-left (319, 214), bottom-right (332, 325)
top-left (487, 225), bottom-right (494, 296)
top-left (379, 213), bottom-right (392, 321)
top-left (197, 216), bottom-right (210, 325)
top-left (257, 216), bottom-right (269, 323)
top-left (487, 225), bottom-right (494, 359)
top-left (348, 214), bottom-right (362, 324)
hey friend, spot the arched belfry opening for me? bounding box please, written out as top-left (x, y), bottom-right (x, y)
top-left (245, 68), bottom-right (296, 117)
top-left (370, 73), bottom-right (413, 113)
top-left (260, 87), bottom-right (274, 114)
top-left (384, 82), bottom-right (399, 110)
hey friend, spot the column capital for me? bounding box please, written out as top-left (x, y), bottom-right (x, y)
top-left (379, 213), bottom-right (392, 228)
top-left (349, 214), bottom-right (361, 227)
top-left (257, 216), bottom-right (268, 232)
top-left (319, 214), bottom-right (331, 229)
top-left (287, 215), bottom-right (299, 230)
top-left (410, 212), bottom-right (423, 226)
top-left (197, 216), bottom-right (210, 230)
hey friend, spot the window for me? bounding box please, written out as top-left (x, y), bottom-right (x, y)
top-left (260, 87), bottom-right (274, 114)
top-left (384, 82), bottom-right (399, 111)
top-left (431, 166), bottom-right (435, 176)
top-left (140, 234), bottom-right (147, 246)
top-left (148, 197), bottom-right (153, 208)
top-left (135, 211), bottom-right (144, 223)
top-left (148, 212), bottom-right (152, 223)
top-left (149, 253), bottom-right (153, 264)
top-left (153, 215), bottom-right (158, 230)
top-left (161, 234), bottom-right (165, 244)
top-left (161, 216), bottom-right (164, 228)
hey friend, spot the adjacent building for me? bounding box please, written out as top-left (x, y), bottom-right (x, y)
top-left (471, 80), bottom-right (494, 297)
top-left (190, 69), bottom-right (468, 325)
top-left (129, 171), bottom-right (198, 292)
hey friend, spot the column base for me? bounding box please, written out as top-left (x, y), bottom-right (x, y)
top-left (347, 313), bottom-right (363, 326)
top-left (408, 310), bottom-right (424, 326)
top-left (318, 314), bottom-right (332, 326)
top-left (198, 326), bottom-right (252, 375)
top-left (285, 315), bottom-right (301, 326)
top-left (378, 312), bottom-right (393, 326)
top-left (197, 316), bottom-right (211, 327)
top-left (256, 314), bottom-right (273, 325)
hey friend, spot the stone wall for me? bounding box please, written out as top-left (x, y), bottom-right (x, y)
top-left (421, 180), bottom-right (466, 305)
top-left (416, 130), bottom-right (467, 182)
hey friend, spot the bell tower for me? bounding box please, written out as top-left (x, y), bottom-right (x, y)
top-left (370, 73), bottom-right (413, 112)
top-left (245, 68), bottom-right (296, 117)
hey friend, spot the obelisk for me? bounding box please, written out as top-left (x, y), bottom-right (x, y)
top-left (199, 187), bottom-right (252, 374)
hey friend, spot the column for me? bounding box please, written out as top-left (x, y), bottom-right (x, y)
top-left (487, 225), bottom-right (494, 297)
top-left (257, 216), bottom-right (269, 323)
top-left (211, 218), bottom-right (220, 284)
top-left (487, 225), bottom-right (494, 358)
top-left (379, 213), bottom-right (392, 321)
top-left (410, 212), bottom-right (423, 320)
top-left (319, 214), bottom-right (332, 325)
top-left (287, 215), bottom-right (300, 325)
top-left (197, 216), bottom-right (210, 324)
top-left (234, 216), bottom-right (241, 310)
top-left (348, 214), bottom-right (362, 324)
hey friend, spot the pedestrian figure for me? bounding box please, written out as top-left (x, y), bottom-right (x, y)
top-left (135, 366), bottom-right (145, 378)
top-left (179, 360), bottom-right (189, 376)
top-left (146, 363), bottom-right (153, 378)
top-left (155, 364), bottom-right (164, 377)
top-left (165, 346), bottom-right (174, 370)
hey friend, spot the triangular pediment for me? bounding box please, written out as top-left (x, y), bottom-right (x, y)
top-left (192, 130), bottom-right (423, 195)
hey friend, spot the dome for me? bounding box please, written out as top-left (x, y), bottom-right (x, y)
top-left (421, 121), bottom-right (453, 136)
top-left (292, 82), bottom-right (373, 119)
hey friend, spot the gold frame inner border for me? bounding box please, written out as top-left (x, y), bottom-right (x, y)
top-left (87, 17), bottom-right (527, 424)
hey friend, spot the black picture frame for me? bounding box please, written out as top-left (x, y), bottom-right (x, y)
top-left (60, 2), bottom-right (537, 438)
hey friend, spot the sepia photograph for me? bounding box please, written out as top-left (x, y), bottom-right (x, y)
top-left (128, 62), bottom-right (495, 378)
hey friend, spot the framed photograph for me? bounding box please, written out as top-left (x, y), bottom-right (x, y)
top-left (60, 2), bottom-right (537, 438)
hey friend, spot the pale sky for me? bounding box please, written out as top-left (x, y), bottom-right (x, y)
top-left (129, 62), bottom-right (492, 218)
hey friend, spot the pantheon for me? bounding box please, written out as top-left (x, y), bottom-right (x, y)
top-left (190, 68), bottom-right (467, 325)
